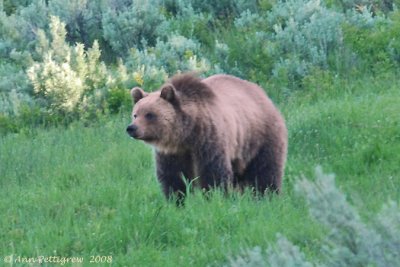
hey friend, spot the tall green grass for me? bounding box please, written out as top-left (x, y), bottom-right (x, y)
top-left (1, 73), bottom-right (399, 266)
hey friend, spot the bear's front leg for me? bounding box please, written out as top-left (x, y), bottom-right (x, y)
top-left (155, 152), bottom-right (193, 204)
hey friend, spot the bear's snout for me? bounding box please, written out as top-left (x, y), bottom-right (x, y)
top-left (126, 124), bottom-right (138, 138)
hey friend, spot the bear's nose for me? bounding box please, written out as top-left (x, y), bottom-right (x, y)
top-left (126, 124), bottom-right (138, 136)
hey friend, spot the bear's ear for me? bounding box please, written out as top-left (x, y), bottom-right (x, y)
top-left (160, 84), bottom-right (179, 106)
top-left (131, 87), bottom-right (147, 104)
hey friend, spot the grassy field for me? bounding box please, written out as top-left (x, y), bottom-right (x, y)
top-left (1, 73), bottom-right (399, 266)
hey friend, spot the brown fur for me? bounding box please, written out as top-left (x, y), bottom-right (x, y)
top-left (127, 73), bottom-right (288, 203)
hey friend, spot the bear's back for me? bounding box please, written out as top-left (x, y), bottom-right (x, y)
top-left (202, 74), bottom-right (276, 122)
top-left (201, 74), bottom-right (285, 164)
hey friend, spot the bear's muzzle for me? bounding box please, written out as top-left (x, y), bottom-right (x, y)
top-left (126, 124), bottom-right (138, 138)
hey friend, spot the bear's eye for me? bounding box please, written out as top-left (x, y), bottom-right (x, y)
top-left (133, 114), bottom-right (137, 119)
top-left (145, 112), bottom-right (156, 120)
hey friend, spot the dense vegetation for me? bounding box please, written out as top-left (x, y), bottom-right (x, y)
top-left (1, 0), bottom-right (400, 132)
top-left (1, 0), bottom-right (399, 266)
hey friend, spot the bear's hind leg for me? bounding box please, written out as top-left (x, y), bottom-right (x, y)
top-left (198, 159), bottom-right (233, 192)
top-left (242, 144), bottom-right (283, 195)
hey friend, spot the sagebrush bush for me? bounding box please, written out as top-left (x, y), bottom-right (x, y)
top-left (27, 16), bottom-right (108, 115)
top-left (298, 167), bottom-right (400, 266)
top-left (0, 62), bottom-right (33, 116)
top-left (111, 55), bottom-right (168, 92)
top-left (163, 2), bottom-right (217, 49)
top-left (0, 89), bottom-right (33, 117)
top-left (102, 0), bottom-right (166, 56)
top-left (0, 2), bottom-right (42, 58)
top-left (226, 167), bottom-right (400, 267)
top-left (1, 0), bottom-right (400, 131)
top-left (332, 0), bottom-right (395, 14)
top-left (167, 0), bottom-right (259, 20)
top-left (124, 34), bottom-right (212, 81)
top-left (266, 0), bottom-right (345, 87)
top-left (234, 9), bottom-right (266, 31)
top-left (221, 31), bottom-right (274, 81)
top-left (228, 236), bottom-right (314, 267)
top-left (47, 0), bottom-right (104, 48)
top-left (343, 10), bottom-right (400, 72)
top-left (0, 4), bottom-right (43, 119)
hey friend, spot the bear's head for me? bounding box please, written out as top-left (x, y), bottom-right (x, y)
top-left (126, 84), bottom-right (187, 152)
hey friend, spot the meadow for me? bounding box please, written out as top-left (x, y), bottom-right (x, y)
top-left (1, 0), bottom-right (400, 266)
top-left (1, 72), bottom-right (399, 266)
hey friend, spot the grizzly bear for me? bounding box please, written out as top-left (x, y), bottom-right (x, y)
top-left (126, 73), bottom-right (287, 202)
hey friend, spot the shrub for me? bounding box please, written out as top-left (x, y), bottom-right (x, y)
top-left (296, 167), bottom-right (400, 267)
top-left (27, 16), bottom-right (109, 116)
top-left (227, 236), bottom-right (314, 267)
top-left (108, 54), bottom-right (168, 92)
top-left (330, 0), bottom-right (395, 14)
top-left (102, 0), bottom-right (166, 56)
top-left (0, 113), bottom-right (18, 135)
top-left (105, 60), bottom-right (134, 113)
top-left (0, 1), bottom-right (48, 60)
top-left (1, 0), bottom-right (34, 15)
top-left (211, 10), bottom-right (273, 83)
top-left (124, 34), bottom-right (211, 83)
top-left (0, 88), bottom-right (33, 117)
top-left (106, 87), bottom-right (131, 114)
top-left (185, 0), bottom-right (259, 19)
top-left (234, 9), bottom-right (266, 31)
top-left (217, 30), bottom-right (274, 82)
top-left (166, 4), bottom-right (216, 49)
top-left (226, 167), bottom-right (400, 267)
top-left (0, 61), bottom-right (33, 115)
top-left (155, 35), bottom-right (210, 73)
top-left (343, 10), bottom-right (400, 72)
top-left (266, 0), bottom-right (345, 89)
top-left (0, 4), bottom-right (47, 125)
top-left (47, 0), bottom-right (104, 49)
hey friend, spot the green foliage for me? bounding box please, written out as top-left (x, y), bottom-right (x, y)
top-left (1, 0), bottom-right (400, 128)
top-left (126, 34), bottom-right (211, 77)
top-left (228, 167), bottom-right (400, 267)
top-left (343, 10), bottom-right (400, 72)
top-left (27, 16), bottom-right (108, 117)
top-left (187, 0), bottom-right (259, 19)
top-left (1, 0), bottom-right (34, 15)
top-left (214, 11), bottom-right (272, 81)
top-left (0, 62), bottom-right (33, 115)
top-left (107, 87), bottom-right (131, 114)
top-left (329, 0), bottom-right (395, 14)
top-left (1, 70), bottom-right (399, 266)
top-left (1, 1), bottom-right (399, 265)
top-left (166, 4), bottom-right (216, 49)
top-left (228, 237), bottom-right (314, 267)
top-left (267, 0), bottom-right (345, 87)
top-left (0, 1), bottom-right (47, 60)
top-left (102, 0), bottom-right (166, 56)
top-left (47, 0), bottom-right (103, 48)
top-left (0, 113), bottom-right (18, 135)
top-left (287, 74), bottom-right (400, 185)
top-left (297, 167), bottom-right (400, 267)
top-left (0, 116), bottom-right (322, 266)
top-left (107, 55), bottom-right (168, 93)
